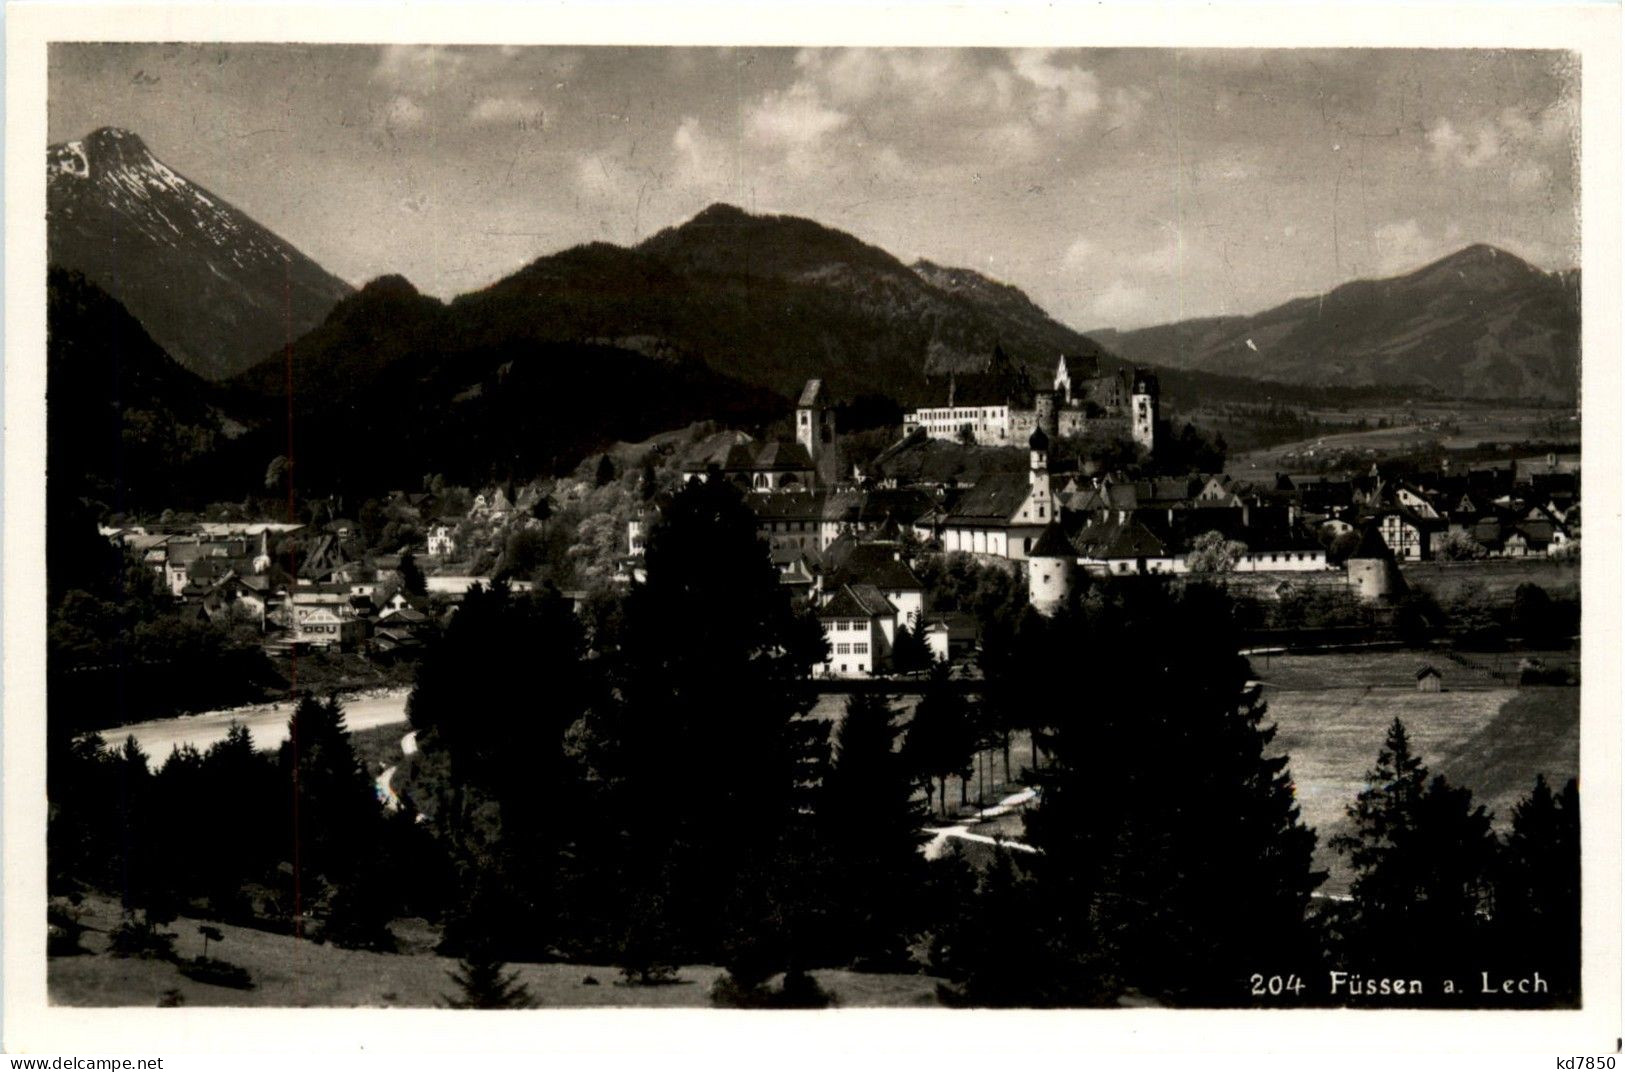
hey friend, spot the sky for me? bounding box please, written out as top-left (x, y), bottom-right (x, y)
top-left (49, 44), bottom-right (1579, 330)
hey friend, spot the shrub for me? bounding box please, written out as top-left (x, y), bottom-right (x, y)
top-left (107, 915), bottom-right (178, 960)
top-left (710, 968), bottom-right (835, 1009)
top-left (178, 956), bottom-right (256, 990)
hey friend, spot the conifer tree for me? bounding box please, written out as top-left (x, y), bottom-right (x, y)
top-left (903, 664), bottom-right (976, 818)
top-left (821, 692), bottom-right (930, 967)
top-left (1495, 775), bottom-right (1580, 1003)
top-left (593, 476), bottom-right (828, 968)
top-left (444, 946), bottom-right (537, 1009)
top-left (1330, 718), bottom-right (1500, 989)
top-left (1021, 580), bottom-right (1324, 1005)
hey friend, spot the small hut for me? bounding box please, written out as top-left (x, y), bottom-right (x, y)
top-left (1415, 665), bottom-right (1443, 692)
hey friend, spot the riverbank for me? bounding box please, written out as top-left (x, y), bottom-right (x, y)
top-left (102, 686), bottom-right (414, 769)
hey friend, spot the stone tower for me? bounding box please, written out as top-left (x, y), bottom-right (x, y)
top-left (1345, 523), bottom-right (1406, 602)
top-left (796, 379), bottom-right (830, 465)
top-left (1131, 368), bottom-right (1159, 452)
top-left (1034, 388), bottom-right (1059, 441)
top-left (1028, 522), bottom-right (1075, 616)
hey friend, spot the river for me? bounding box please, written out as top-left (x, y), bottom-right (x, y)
top-left (102, 687), bottom-right (414, 769)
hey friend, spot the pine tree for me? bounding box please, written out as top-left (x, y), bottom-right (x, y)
top-left (1495, 775), bottom-right (1580, 1004)
top-left (821, 692), bottom-right (930, 968)
top-left (903, 664), bottom-right (976, 818)
top-left (592, 476), bottom-right (829, 969)
top-left (1022, 580), bottom-right (1324, 1005)
top-left (1330, 718), bottom-right (1500, 991)
top-left (444, 947), bottom-right (537, 1009)
top-left (407, 584), bottom-right (596, 959)
top-left (398, 550), bottom-right (428, 596)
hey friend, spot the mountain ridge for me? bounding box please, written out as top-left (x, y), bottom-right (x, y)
top-left (1086, 243), bottom-right (1579, 403)
top-left (48, 126), bottom-right (354, 380)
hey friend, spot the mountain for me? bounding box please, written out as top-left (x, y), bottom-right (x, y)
top-left (225, 271), bottom-right (784, 500)
top-left (47, 127), bottom-right (354, 381)
top-left (447, 202), bottom-right (1118, 404)
top-left (47, 268), bottom-right (239, 512)
top-left (1087, 245), bottom-right (1580, 403)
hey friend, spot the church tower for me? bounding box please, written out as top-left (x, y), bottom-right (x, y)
top-left (796, 379), bottom-right (829, 465)
top-left (1131, 368), bottom-right (1159, 453)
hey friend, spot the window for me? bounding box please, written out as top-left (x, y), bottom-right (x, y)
top-left (853, 643), bottom-right (868, 655)
top-left (836, 643), bottom-right (851, 655)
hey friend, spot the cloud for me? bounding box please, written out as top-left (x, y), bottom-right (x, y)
top-left (1427, 102), bottom-right (1573, 183)
top-left (372, 45), bottom-right (471, 94)
top-left (382, 95), bottom-right (427, 130)
top-left (1082, 280), bottom-right (1154, 326)
top-left (1426, 118), bottom-right (1501, 169)
top-left (1062, 236), bottom-right (1097, 270)
top-left (469, 96), bottom-right (546, 127)
top-left (1369, 219), bottom-right (1440, 275)
top-left (1009, 49), bottom-right (1101, 125)
top-left (746, 82), bottom-right (847, 149)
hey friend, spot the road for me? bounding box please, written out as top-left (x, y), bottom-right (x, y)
top-left (104, 688), bottom-right (413, 770)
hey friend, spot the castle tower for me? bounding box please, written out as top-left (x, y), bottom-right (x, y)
top-left (1131, 368), bottom-right (1159, 452)
top-left (796, 379), bottom-right (829, 465)
top-left (1053, 354), bottom-right (1072, 404)
top-left (1345, 523), bottom-right (1406, 602)
top-left (1028, 522), bottom-right (1075, 616)
top-left (1034, 389), bottom-right (1059, 441)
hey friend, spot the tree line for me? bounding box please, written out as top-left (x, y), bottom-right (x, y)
top-left (47, 476), bottom-right (1579, 1008)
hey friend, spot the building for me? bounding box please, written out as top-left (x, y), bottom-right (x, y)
top-left (903, 352), bottom-right (1157, 453)
top-left (427, 519), bottom-right (459, 558)
top-left (1416, 665), bottom-right (1443, 692)
top-left (938, 427), bottom-right (1057, 560)
top-left (815, 584), bottom-right (898, 678)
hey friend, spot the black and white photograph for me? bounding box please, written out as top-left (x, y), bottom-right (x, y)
top-left (3, 2), bottom-right (1620, 1058)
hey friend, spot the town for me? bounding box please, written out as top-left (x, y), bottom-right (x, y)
top-left (100, 359), bottom-right (1580, 682)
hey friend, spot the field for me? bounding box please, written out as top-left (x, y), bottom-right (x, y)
top-left (1219, 402), bottom-right (1577, 476)
top-left (1257, 649), bottom-right (1579, 895)
top-left (49, 894), bottom-right (943, 1008)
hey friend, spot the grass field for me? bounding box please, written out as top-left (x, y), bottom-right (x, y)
top-left (1257, 649), bottom-right (1579, 895)
top-left (50, 894), bottom-right (944, 1008)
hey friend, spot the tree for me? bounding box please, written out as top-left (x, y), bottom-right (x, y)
top-left (1021, 580), bottom-right (1324, 1005)
top-left (890, 621), bottom-right (932, 674)
top-left (1494, 776), bottom-right (1580, 1004)
top-left (1435, 528), bottom-right (1487, 561)
top-left (278, 696), bottom-right (383, 934)
top-left (408, 583), bottom-right (597, 959)
top-left (1329, 719), bottom-right (1500, 992)
top-left (594, 453), bottom-right (617, 487)
top-left (590, 476), bottom-right (829, 970)
top-left (820, 692), bottom-right (930, 968)
top-left (1186, 530), bottom-right (1247, 574)
top-left (398, 551), bottom-right (428, 596)
top-left (903, 664), bottom-right (977, 818)
top-left (444, 946), bottom-right (537, 1009)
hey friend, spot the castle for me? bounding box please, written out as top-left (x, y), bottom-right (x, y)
top-left (903, 350), bottom-right (1159, 453)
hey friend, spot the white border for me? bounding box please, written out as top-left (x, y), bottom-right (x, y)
top-left (5, 2), bottom-right (1621, 1057)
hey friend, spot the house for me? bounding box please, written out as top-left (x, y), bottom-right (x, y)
top-left (821, 540), bottom-right (926, 629)
top-left (921, 612), bottom-right (978, 664)
top-left (1373, 508), bottom-right (1440, 561)
top-left (1416, 665), bottom-right (1443, 693)
top-left (427, 519), bottom-right (460, 558)
top-left (814, 584), bottom-right (898, 678)
top-left (939, 428), bottom-right (1056, 560)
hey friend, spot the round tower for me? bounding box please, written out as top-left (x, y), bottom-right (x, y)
top-left (1131, 368), bottom-right (1159, 453)
top-left (1345, 523), bottom-right (1406, 602)
top-left (1028, 522), bottom-right (1074, 616)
